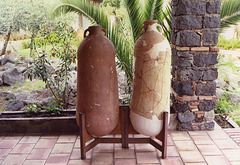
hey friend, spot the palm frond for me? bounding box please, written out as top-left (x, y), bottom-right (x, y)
top-left (144, 0), bottom-right (157, 20)
top-left (220, 0), bottom-right (240, 31)
top-left (52, 0), bottom-right (133, 82)
top-left (52, 0), bottom-right (108, 28)
top-left (111, 24), bottom-right (134, 83)
top-left (156, 4), bottom-right (172, 43)
top-left (153, 0), bottom-right (164, 20)
top-left (122, 0), bottom-right (145, 42)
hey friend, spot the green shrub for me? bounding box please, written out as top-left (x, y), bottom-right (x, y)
top-left (217, 36), bottom-right (240, 50)
top-left (25, 22), bottom-right (77, 109)
top-left (215, 92), bottom-right (240, 127)
top-left (21, 41), bottom-right (30, 49)
top-left (215, 93), bottom-right (236, 114)
top-left (24, 104), bottom-right (41, 115)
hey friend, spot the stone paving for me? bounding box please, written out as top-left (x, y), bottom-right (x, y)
top-left (0, 125), bottom-right (240, 165)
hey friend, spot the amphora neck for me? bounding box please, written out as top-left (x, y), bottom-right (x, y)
top-left (84, 26), bottom-right (106, 38)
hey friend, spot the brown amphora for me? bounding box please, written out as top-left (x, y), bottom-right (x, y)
top-left (130, 20), bottom-right (171, 136)
top-left (76, 26), bottom-right (119, 137)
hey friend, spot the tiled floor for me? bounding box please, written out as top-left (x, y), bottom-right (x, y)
top-left (0, 126), bottom-right (240, 165)
top-left (224, 128), bottom-right (240, 146)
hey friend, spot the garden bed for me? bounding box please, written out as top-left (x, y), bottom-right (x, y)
top-left (0, 110), bottom-right (79, 134)
top-left (214, 114), bottom-right (237, 128)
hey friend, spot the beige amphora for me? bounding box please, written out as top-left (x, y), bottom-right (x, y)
top-left (130, 20), bottom-right (171, 136)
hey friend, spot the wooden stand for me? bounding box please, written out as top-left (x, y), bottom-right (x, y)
top-left (78, 106), bottom-right (168, 159)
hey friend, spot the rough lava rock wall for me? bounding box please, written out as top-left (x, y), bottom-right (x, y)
top-left (171, 0), bottom-right (221, 131)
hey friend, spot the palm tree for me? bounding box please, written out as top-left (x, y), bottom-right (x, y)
top-left (52, 0), bottom-right (171, 86)
top-left (220, 0), bottom-right (240, 31)
top-left (52, 0), bottom-right (240, 87)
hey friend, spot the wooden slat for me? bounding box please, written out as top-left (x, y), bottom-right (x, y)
top-left (86, 138), bottom-right (100, 152)
top-left (121, 106), bottom-right (129, 148)
top-left (99, 138), bottom-right (121, 143)
top-left (78, 107), bottom-right (169, 160)
top-left (79, 113), bottom-right (86, 160)
top-left (162, 111), bottom-right (168, 159)
top-left (129, 138), bottom-right (150, 143)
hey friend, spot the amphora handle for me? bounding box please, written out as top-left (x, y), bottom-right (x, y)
top-left (84, 27), bottom-right (107, 38)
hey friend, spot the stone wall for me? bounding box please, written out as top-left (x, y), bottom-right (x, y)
top-left (171, 0), bottom-right (221, 131)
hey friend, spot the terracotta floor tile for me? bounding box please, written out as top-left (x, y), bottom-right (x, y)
top-left (0, 149), bottom-right (11, 159)
top-left (188, 131), bottom-right (208, 136)
top-left (41, 134), bottom-right (60, 139)
top-left (3, 135), bottom-right (23, 140)
top-left (170, 132), bottom-right (191, 141)
top-left (197, 144), bottom-right (222, 155)
top-left (85, 139), bottom-right (95, 146)
top-left (68, 159), bottom-right (91, 165)
top-left (167, 136), bottom-right (175, 145)
top-left (93, 144), bottom-right (114, 152)
top-left (135, 143), bottom-right (156, 152)
top-left (27, 148), bottom-right (51, 160)
top-left (1, 131), bottom-right (239, 165)
top-left (115, 143), bottom-right (134, 149)
top-left (191, 135), bottom-right (214, 145)
top-left (91, 152), bottom-right (113, 165)
top-left (20, 135), bottom-right (40, 143)
top-left (214, 139), bottom-right (239, 149)
top-left (204, 155), bottom-right (231, 165)
top-left (1, 153), bottom-right (28, 165)
top-left (70, 149), bottom-right (80, 160)
top-left (0, 136), bottom-right (5, 141)
top-left (167, 146), bottom-right (179, 157)
top-left (136, 152), bottom-right (159, 164)
top-left (207, 130), bottom-right (230, 140)
top-left (0, 140), bottom-right (19, 149)
top-left (157, 146), bottom-right (179, 157)
top-left (175, 141), bottom-right (197, 151)
top-left (57, 135), bottom-right (77, 143)
top-left (185, 163), bottom-right (207, 165)
top-left (160, 157), bottom-right (184, 165)
top-left (114, 134), bottom-right (121, 138)
top-left (228, 133), bottom-right (240, 137)
top-left (224, 129), bottom-right (240, 133)
top-left (102, 135), bottom-right (115, 138)
top-left (23, 160), bottom-right (46, 165)
top-left (35, 138), bottom-right (57, 149)
top-left (52, 143), bottom-right (74, 154)
top-left (70, 149), bottom-right (92, 160)
top-left (114, 158), bottom-right (136, 165)
top-left (138, 163), bottom-right (159, 165)
top-left (11, 143), bottom-right (35, 154)
top-left (133, 134), bottom-right (150, 138)
top-left (46, 154), bottom-right (70, 164)
top-left (74, 138), bottom-right (80, 148)
top-left (222, 149), bottom-right (240, 161)
top-left (179, 151), bottom-right (205, 163)
top-left (114, 148), bottom-right (135, 158)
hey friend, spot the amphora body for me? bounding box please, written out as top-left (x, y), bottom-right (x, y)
top-left (130, 20), bottom-right (171, 136)
top-left (77, 26), bottom-right (119, 137)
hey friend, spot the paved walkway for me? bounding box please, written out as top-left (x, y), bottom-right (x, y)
top-left (224, 128), bottom-right (240, 146)
top-left (0, 125), bottom-right (240, 165)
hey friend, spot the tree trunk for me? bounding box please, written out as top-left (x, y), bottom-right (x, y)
top-left (1, 26), bottom-right (12, 56)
